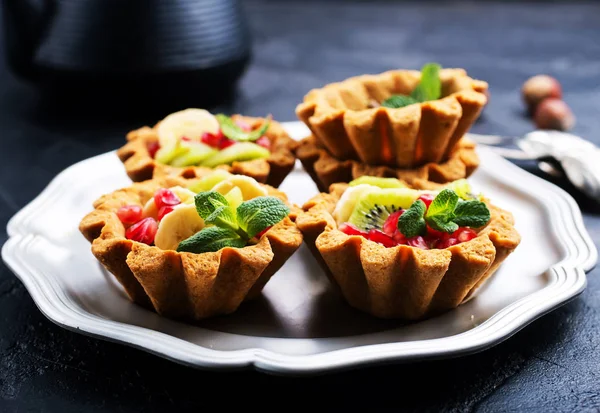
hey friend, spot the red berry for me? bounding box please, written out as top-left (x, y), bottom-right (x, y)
top-left (418, 194), bottom-right (434, 208)
top-left (533, 98), bottom-right (575, 131)
top-left (154, 188), bottom-right (181, 210)
top-left (383, 210), bottom-right (404, 236)
top-left (116, 205), bottom-right (143, 225)
top-left (157, 206), bottom-right (175, 221)
top-left (256, 226), bottom-right (272, 238)
top-left (367, 229), bottom-right (397, 248)
top-left (392, 229), bottom-right (407, 245)
top-left (339, 222), bottom-right (367, 237)
top-left (218, 137), bottom-right (236, 149)
top-left (147, 142), bottom-right (160, 159)
top-left (235, 119), bottom-right (253, 132)
top-left (454, 227), bottom-right (478, 243)
top-left (407, 235), bottom-right (429, 250)
top-left (256, 136), bottom-right (271, 150)
top-left (426, 224), bottom-right (447, 239)
top-left (201, 132), bottom-right (221, 148)
top-left (125, 217), bottom-right (158, 245)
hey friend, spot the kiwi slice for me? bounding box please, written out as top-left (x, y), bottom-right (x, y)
top-left (348, 189), bottom-right (419, 231)
top-left (446, 179), bottom-right (473, 200)
top-left (170, 143), bottom-right (217, 167)
top-left (187, 169), bottom-right (232, 193)
top-left (349, 176), bottom-right (406, 189)
top-left (224, 187), bottom-right (244, 210)
top-left (200, 142), bottom-right (270, 168)
top-left (155, 144), bottom-right (189, 165)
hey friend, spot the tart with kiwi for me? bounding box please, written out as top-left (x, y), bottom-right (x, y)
top-left (296, 176), bottom-right (520, 320)
top-left (117, 109), bottom-right (298, 187)
top-left (79, 171), bottom-right (303, 320)
top-left (295, 64), bottom-right (486, 191)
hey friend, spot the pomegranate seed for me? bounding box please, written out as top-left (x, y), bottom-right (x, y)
top-left (383, 210), bottom-right (404, 236)
top-left (154, 188), bottom-right (181, 210)
top-left (339, 223), bottom-right (367, 237)
top-left (437, 237), bottom-right (459, 249)
top-left (368, 229), bottom-right (397, 248)
top-left (392, 229), bottom-right (407, 245)
top-left (117, 205), bottom-right (143, 225)
top-left (125, 217), bottom-right (158, 245)
top-left (235, 119), bottom-right (253, 132)
top-left (256, 136), bottom-right (271, 150)
top-left (201, 132), bottom-right (222, 148)
top-left (218, 137), bottom-right (236, 149)
top-left (454, 227), bottom-right (478, 243)
top-left (426, 224), bottom-right (447, 239)
top-left (181, 136), bottom-right (192, 142)
top-left (418, 194), bottom-right (434, 208)
top-left (147, 142), bottom-right (160, 158)
top-left (157, 206), bottom-right (175, 221)
top-left (407, 235), bottom-right (429, 250)
top-left (256, 226), bottom-right (272, 238)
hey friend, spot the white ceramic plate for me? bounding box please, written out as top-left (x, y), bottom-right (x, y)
top-left (2, 122), bottom-right (597, 375)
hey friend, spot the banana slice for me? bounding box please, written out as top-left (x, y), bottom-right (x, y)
top-left (142, 186), bottom-right (197, 219)
top-left (224, 187), bottom-right (244, 210)
top-left (155, 109), bottom-right (220, 164)
top-left (154, 203), bottom-right (205, 251)
top-left (212, 175), bottom-right (268, 201)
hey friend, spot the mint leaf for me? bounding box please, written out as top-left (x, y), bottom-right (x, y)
top-left (426, 189), bottom-right (459, 219)
top-left (236, 196), bottom-right (290, 239)
top-left (381, 95), bottom-right (419, 109)
top-left (177, 227), bottom-right (245, 254)
top-left (453, 200), bottom-right (491, 228)
top-left (194, 191), bottom-right (238, 230)
top-left (216, 114), bottom-right (271, 142)
top-left (411, 63), bottom-right (441, 102)
top-left (428, 215), bottom-right (459, 233)
top-left (398, 200), bottom-right (427, 237)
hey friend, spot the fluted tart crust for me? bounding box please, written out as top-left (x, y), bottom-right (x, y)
top-left (296, 68), bottom-right (487, 168)
top-left (79, 176), bottom-right (303, 320)
top-left (117, 116), bottom-right (298, 188)
top-left (296, 183), bottom-right (520, 320)
top-left (296, 135), bottom-right (479, 192)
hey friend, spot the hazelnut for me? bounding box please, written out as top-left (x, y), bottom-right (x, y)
top-left (522, 75), bottom-right (562, 113)
top-left (533, 98), bottom-right (575, 131)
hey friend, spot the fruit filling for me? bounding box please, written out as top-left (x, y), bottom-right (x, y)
top-left (333, 177), bottom-right (491, 250)
top-left (116, 171), bottom-right (289, 253)
top-left (146, 109), bottom-right (272, 168)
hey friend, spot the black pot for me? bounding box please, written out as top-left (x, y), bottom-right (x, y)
top-left (2, 0), bottom-right (252, 116)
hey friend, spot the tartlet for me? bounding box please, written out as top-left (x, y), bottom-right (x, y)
top-left (295, 67), bottom-right (487, 189)
top-left (117, 109), bottom-right (298, 188)
top-left (296, 178), bottom-right (520, 320)
top-left (79, 173), bottom-right (303, 320)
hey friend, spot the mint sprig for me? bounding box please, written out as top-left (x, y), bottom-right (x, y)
top-left (176, 190), bottom-right (290, 253)
top-left (216, 114), bottom-right (271, 142)
top-left (381, 63), bottom-right (442, 109)
top-left (398, 200), bottom-right (426, 238)
top-left (397, 188), bottom-right (491, 237)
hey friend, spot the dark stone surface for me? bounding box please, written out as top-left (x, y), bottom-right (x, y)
top-left (1, 1), bottom-right (599, 411)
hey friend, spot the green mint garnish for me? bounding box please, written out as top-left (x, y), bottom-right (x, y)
top-left (398, 188), bottom-right (491, 237)
top-left (381, 95), bottom-right (419, 109)
top-left (216, 114), bottom-right (271, 142)
top-left (452, 200), bottom-right (491, 228)
top-left (177, 226), bottom-right (245, 254)
top-left (236, 196), bottom-right (290, 239)
top-left (380, 63), bottom-right (442, 109)
top-left (410, 63), bottom-right (442, 102)
top-left (178, 191), bottom-right (289, 253)
top-left (398, 200), bottom-right (427, 238)
top-left (194, 191), bottom-right (238, 231)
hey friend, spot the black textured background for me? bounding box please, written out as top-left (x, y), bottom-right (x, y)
top-left (2, 1), bottom-right (600, 411)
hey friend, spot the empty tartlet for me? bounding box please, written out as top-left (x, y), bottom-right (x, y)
top-left (117, 109), bottom-right (297, 188)
top-left (296, 176), bottom-right (520, 320)
top-left (79, 171), bottom-right (303, 320)
top-left (295, 64), bottom-right (487, 189)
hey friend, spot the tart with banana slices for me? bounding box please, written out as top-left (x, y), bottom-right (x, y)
top-left (79, 171), bottom-right (303, 320)
top-left (118, 109), bottom-right (297, 187)
top-left (296, 176), bottom-right (520, 320)
top-left (295, 64), bottom-right (487, 190)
